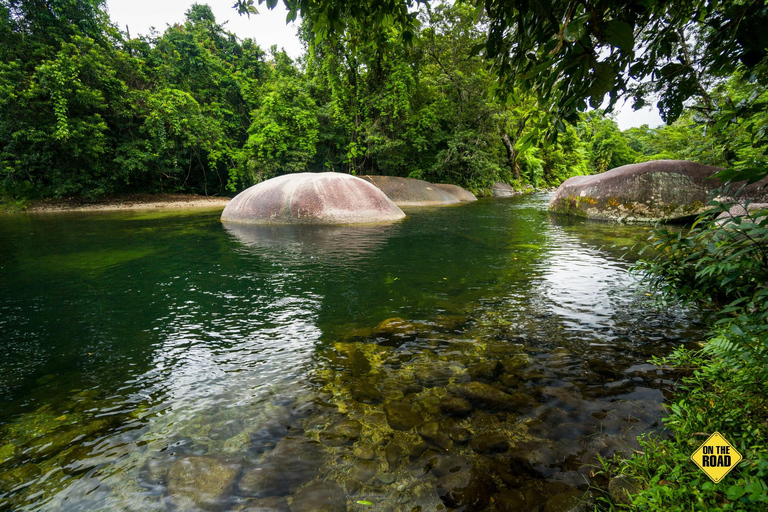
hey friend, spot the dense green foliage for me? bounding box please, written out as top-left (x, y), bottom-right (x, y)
top-left (1, 0), bottom-right (605, 200)
top-left (603, 202), bottom-right (768, 511)
top-left (251, 0), bottom-right (768, 185)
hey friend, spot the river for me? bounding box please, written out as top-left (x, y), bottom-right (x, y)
top-left (0, 194), bottom-right (705, 511)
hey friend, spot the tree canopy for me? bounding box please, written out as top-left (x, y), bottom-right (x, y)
top-left (2, 0), bottom-right (766, 200)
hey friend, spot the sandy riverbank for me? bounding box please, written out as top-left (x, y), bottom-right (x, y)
top-left (5, 194), bottom-right (231, 213)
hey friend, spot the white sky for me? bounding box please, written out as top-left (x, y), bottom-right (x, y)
top-left (104, 0), bottom-right (304, 58)
top-left (104, 1), bottom-right (664, 130)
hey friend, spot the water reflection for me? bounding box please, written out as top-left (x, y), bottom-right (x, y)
top-left (223, 222), bottom-right (400, 262)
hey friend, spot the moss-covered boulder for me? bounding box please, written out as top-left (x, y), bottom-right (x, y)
top-left (434, 183), bottom-right (477, 202)
top-left (221, 173), bottom-right (405, 224)
top-left (359, 176), bottom-right (462, 206)
top-left (549, 160), bottom-right (768, 222)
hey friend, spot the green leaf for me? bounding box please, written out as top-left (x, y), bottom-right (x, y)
top-left (588, 62), bottom-right (615, 107)
top-left (604, 20), bottom-right (634, 53)
top-left (563, 18), bottom-right (586, 43)
top-left (356, 501), bottom-right (373, 506)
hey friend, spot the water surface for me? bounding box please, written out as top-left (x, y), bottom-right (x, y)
top-left (0, 195), bottom-right (704, 511)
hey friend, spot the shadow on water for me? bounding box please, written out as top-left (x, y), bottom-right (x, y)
top-left (0, 196), bottom-right (706, 511)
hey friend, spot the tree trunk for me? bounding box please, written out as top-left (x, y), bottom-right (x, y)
top-left (501, 132), bottom-right (521, 181)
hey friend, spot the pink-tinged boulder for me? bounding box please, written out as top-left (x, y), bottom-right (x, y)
top-left (434, 183), bottom-right (477, 202)
top-left (716, 203), bottom-right (768, 227)
top-left (549, 160), bottom-right (768, 222)
top-left (492, 182), bottom-right (516, 197)
top-left (359, 176), bottom-right (461, 206)
top-left (221, 172), bottom-right (405, 224)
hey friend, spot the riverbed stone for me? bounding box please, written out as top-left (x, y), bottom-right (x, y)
top-left (469, 432), bottom-right (509, 454)
top-left (359, 175), bottom-right (462, 206)
top-left (236, 496), bottom-right (290, 511)
top-left (289, 481), bottom-right (346, 512)
top-left (468, 360), bottom-right (504, 383)
top-left (433, 183), bottom-right (478, 202)
top-left (221, 172), bottom-right (405, 225)
top-left (400, 478), bottom-right (444, 511)
top-left (166, 455), bottom-right (242, 511)
top-left (494, 489), bottom-right (527, 511)
top-left (408, 441), bottom-right (430, 460)
top-left (353, 444), bottom-right (376, 460)
top-left (548, 160), bottom-right (768, 222)
top-left (383, 401), bottom-right (424, 430)
top-left (417, 422), bottom-right (454, 452)
top-left (320, 419), bottom-right (363, 447)
top-left (385, 439), bottom-right (407, 468)
top-left (449, 381), bottom-right (531, 412)
top-left (238, 437), bottom-right (327, 497)
top-left (439, 395), bottom-right (473, 416)
top-left (350, 459), bottom-right (379, 483)
top-left (350, 382), bottom-right (383, 404)
top-left (137, 455), bottom-right (174, 493)
top-left (544, 490), bottom-right (595, 512)
top-left (436, 468), bottom-right (497, 511)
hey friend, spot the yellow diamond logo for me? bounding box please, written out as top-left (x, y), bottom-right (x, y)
top-left (691, 432), bottom-right (742, 483)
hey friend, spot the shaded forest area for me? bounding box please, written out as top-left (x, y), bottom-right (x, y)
top-left (0, 0), bottom-right (740, 200)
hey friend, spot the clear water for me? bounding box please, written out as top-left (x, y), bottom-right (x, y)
top-left (0, 195), bottom-right (705, 511)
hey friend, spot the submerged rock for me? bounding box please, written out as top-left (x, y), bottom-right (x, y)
top-left (436, 468), bottom-right (497, 511)
top-left (235, 496), bottom-right (290, 511)
top-left (434, 183), bottom-right (478, 202)
top-left (350, 382), bottom-right (383, 404)
top-left (221, 172), bottom-right (405, 225)
top-left (449, 381), bottom-right (532, 412)
top-left (439, 395), bottom-right (473, 416)
top-left (384, 439), bottom-right (408, 468)
top-left (289, 481), bottom-right (346, 512)
top-left (469, 432), bottom-right (509, 454)
top-left (383, 401), bottom-right (424, 430)
top-left (238, 437), bottom-right (327, 497)
top-left (359, 175), bottom-right (462, 206)
top-left (401, 478), bottom-right (444, 511)
top-left (166, 456), bottom-right (242, 511)
top-left (548, 160), bottom-right (768, 222)
top-left (467, 360), bottom-right (504, 383)
top-left (544, 490), bottom-right (595, 512)
top-left (417, 422), bottom-right (454, 452)
top-left (320, 419), bottom-right (363, 447)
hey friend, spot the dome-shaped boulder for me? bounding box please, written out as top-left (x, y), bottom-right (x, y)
top-left (221, 173), bottom-right (405, 225)
top-left (359, 176), bottom-right (461, 206)
top-left (433, 183), bottom-right (477, 202)
top-left (549, 160), bottom-right (767, 222)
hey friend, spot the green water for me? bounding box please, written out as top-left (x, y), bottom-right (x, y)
top-left (0, 195), bottom-right (705, 511)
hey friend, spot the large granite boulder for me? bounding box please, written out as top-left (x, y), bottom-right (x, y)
top-left (433, 183), bottom-right (477, 202)
top-left (492, 182), bottom-right (516, 197)
top-left (359, 176), bottom-right (461, 206)
top-left (549, 160), bottom-right (768, 222)
top-left (221, 173), bottom-right (405, 224)
top-left (716, 203), bottom-right (768, 227)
